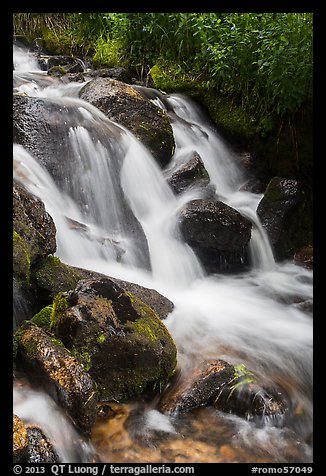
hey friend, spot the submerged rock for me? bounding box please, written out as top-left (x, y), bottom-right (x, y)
top-left (14, 325), bottom-right (97, 433)
top-left (79, 77), bottom-right (175, 167)
top-left (179, 199), bottom-right (252, 273)
top-left (158, 360), bottom-right (235, 414)
top-left (158, 361), bottom-right (286, 421)
top-left (53, 277), bottom-right (177, 402)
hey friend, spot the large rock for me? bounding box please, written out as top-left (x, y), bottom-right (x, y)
top-left (158, 360), bottom-right (235, 414)
top-left (52, 277), bottom-right (177, 402)
top-left (13, 182), bottom-right (56, 284)
top-left (14, 325), bottom-right (97, 433)
top-left (13, 95), bottom-right (125, 183)
top-left (166, 152), bottom-right (211, 195)
top-left (158, 361), bottom-right (286, 420)
top-left (179, 199), bottom-right (252, 273)
top-left (79, 77), bottom-right (175, 167)
top-left (256, 177), bottom-right (306, 260)
top-left (31, 256), bottom-right (174, 320)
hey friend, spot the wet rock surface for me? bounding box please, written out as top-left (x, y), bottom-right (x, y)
top-left (179, 199), bottom-right (252, 273)
top-left (79, 77), bottom-right (175, 167)
top-left (26, 426), bottom-right (58, 463)
top-left (14, 325), bottom-right (97, 433)
top-left (13, 414), bottom-right (58, 463)
top-left (257, 177), bottom-right (306, 259)
top-left (158, 360), bottom-right (235, 414)
top-left (166, 152), bottom-right (210, 195)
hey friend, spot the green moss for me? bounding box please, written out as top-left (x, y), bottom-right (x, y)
top-left (48, 65), bottom-right (67, 76)
top-left (31, 305), bottom-right (53, 329)
top-left (227, 364), bottom-right (257, 400)
top-left (13, 231), bottom-right (31, 284)
top-left (97, 334), bottom-right (107, 345)
top-left (50, 292), bottom-right (69, 331)
top-left (33, 255), bottom-right (84, 301)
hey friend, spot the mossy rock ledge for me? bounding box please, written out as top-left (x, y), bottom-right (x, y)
top-left (52, 277), bottom-right (178, 402)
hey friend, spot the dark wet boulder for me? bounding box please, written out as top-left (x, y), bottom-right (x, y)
top-left (158, 360), bottom-right (235, 414)
top-left (13, 414), bottom-right (29, 463)
top-left (214, 380), bottom-right (286, 419)
top-left (13, 182), bottom-right (56, 284)
top-left (14, 325), bottom-right (97, 433)
top-left (158, 361), bottom-right (286, 421)
top-left (166, 152), bottom-right (210, 195)
top-left (179, 199), bottom-right (252, 273)
top-left (257, 177), bottom-right (308, 260)
top-left (79, 77), bottom-right (175, 167)
top-left (52, 277), bottom-right (177, 402)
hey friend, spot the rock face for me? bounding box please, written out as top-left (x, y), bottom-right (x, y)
top-left (167, 152), bottom-right (210, 195)
top-left (79, 77), bottom-right (175, 167)
top-left (13, 182), bottom-right (56, 283)
top-left (179, 199), bottom-right (252, 273)
top-left (52, 277), bottom-right (177, 402)
top-left (15, 325), bottom-right (97, 433)
top-left (256, 177), bottom-right (304, 259)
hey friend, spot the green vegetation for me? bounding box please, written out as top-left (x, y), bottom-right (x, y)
top-left (13, 13), bottom-right (312, 137)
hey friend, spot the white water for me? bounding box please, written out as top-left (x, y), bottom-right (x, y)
top-left (13, 45), bottom-right (313, 462)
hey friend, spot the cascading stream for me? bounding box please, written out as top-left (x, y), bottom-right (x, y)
top-left (13, 45), bottom-right (313, 463)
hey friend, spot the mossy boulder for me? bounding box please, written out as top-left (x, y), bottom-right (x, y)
top-left (256, 177), bottom-right (310, 260)
top-left (53, 277), bottom-right (177, 402)
top-left (14, 324), bottom-right (97, 433)
top-left (179, 199), bottom-right (252, 273)
top-left (79, 77), bottom-right (175, 167)
top-left (32, 256), bottom-right (86, 307)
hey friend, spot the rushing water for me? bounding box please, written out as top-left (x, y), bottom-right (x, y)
top-left (13, 45), bottom-right (313, 463)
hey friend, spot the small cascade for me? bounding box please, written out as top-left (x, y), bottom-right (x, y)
top-left (12, 45), bottom-right (313, 463)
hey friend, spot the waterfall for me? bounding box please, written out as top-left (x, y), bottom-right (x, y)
top-left (13, 46), bottom-right (313, 463)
